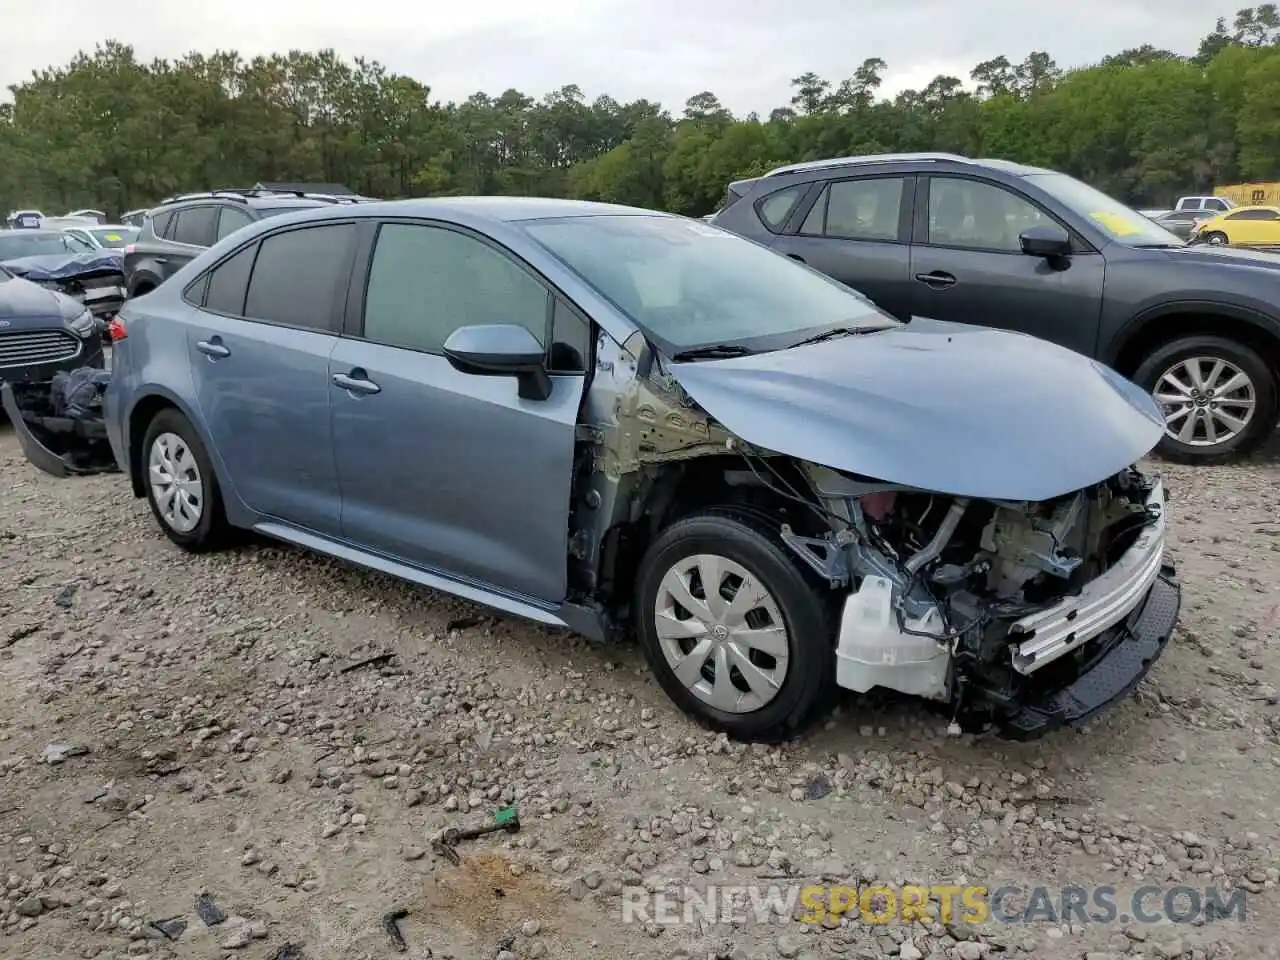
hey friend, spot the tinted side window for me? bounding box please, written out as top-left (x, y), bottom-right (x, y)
top-left (927, 177), bottom-right (1051, 252)
top-left (173, 206), bottom-right (218, 246)
top-left (362, 223), bottom-right (549, 355)
top-left (800, 178), bottom-right (904, 241)
top-left (216, 206), bottom-right (255, 241)
top-left (151, 211), bottom-right (175, 239)
top-left (755, 185), bottom-right (805, 232)
top-left (550, 298), bottom-right (589, 373)
top-left (204, 243), bottom-right (258, 315)
top-left (243, 224), bottom-right (354, 331)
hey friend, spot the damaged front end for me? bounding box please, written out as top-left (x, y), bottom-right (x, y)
top-left (576, 325), bottom-right (1178, 741)
top-left (1, 368), bottom-right (119, 476)
top-left (782, 464), bottom-right (1177, 738)
top-left (2, 252), bottom-right (126, 329)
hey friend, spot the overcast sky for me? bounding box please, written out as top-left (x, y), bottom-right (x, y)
top-left (0, 0), bottom-right (1247, 115)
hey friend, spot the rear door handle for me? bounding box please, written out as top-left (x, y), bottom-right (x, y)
top-left (154, 257), bottom-right (168, 265)
top-left (333, 371), bottom-right (381, 395)
top-left (785, 254), bottom-right (807, 263)
top-left (195, 338), bottom-right (230, 359)
top-left (915, 271), bottom-right (956, 288)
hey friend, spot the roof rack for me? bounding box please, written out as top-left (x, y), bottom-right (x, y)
top-left (156, 188), bottom-right (381, 206)
top-left (764, 152), bottom-right (974, 177)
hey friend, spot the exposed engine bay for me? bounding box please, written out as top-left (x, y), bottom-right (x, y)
top-left (777, 459), bottom-right (1167, 729)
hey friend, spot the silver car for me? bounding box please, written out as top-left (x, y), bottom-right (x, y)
top-left (88, 198), bottom-right (1179, 742)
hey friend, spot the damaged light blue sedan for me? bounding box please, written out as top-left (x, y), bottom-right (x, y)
top-left (97, 198), bottom-right (1179, 741)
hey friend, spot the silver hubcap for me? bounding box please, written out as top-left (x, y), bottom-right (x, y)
top-left (654, 553), bottom-right (790, 714)
top-left (1154, 357), bottom-right (1256, 447)
top-left (1208, 233), bottom-right (1227, 245)
top-left (148, 432), bottom-right (204, 533)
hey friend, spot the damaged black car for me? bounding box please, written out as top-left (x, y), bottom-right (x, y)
top-left (0, 258), bottom-right (117, 475)
top-left (0, 229), bottom-right (127, 332)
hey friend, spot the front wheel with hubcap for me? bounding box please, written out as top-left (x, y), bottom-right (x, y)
top-left (1204, 231), bottom-right (1229, 246)
top-left (1134, 335), bottom-right (1278, 464)
top-left (142, 408), bottom-right (230, 551)
top-left (635, 507), bottom-right (834, 742)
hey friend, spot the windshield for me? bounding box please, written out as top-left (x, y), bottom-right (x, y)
top-left (1024, 172), bottom-right (1184, 247)
top-left (0, 232), bottom-right (81, 260)
top-left (89, 227), bottom-right (139, 247)
top-left (522, 214), bottom-right (896, 353)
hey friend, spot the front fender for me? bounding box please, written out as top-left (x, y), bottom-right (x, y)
top-left (1103, 298), bottom-right (1280, 367)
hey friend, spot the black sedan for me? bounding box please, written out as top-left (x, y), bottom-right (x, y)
top-left (0, 261), bottom-right (105, 385)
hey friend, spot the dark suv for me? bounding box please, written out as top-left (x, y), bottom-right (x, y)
top-left (712, 153), bottom-right (1280, 464)
top-left (123, 189), bottom-right (373, 297)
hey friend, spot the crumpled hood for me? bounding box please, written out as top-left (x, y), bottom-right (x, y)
top-left (0, 275), bottom-right (66, 323)
top-left (667, 318), bottom-right (1164, 501)
top-left (1, 250), bottom-right (124, 282)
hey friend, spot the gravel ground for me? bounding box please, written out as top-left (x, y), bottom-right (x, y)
top-left (1, 420), bottom-right (1279, 960)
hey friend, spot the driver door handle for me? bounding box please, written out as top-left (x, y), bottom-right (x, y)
top-left (915, 271), bottom-right (956, 288)
top-left (333, 371), bottom-right (381, 395)
top-left (195, 338), bottom-right (230, 358)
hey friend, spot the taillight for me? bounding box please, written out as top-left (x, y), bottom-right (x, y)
top-left (123, 244), bottom-right (135, 255)
top-left (107, 317), bottom-right (127, 342)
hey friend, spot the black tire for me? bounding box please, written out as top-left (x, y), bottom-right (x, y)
top-left (129, 280), bottom-right (155, 298)
top-left (635, 506), bottom-right (835, 742)
top-left (1204, 231), bottom-right (1229, 246)
top-left (1133, 334), bottom-right (1279, 464)
top-left (140, 408), bottom-right (231, 551)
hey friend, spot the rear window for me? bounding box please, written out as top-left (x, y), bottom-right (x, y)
top-left (173, 206), bottom-right (217, 246)
top-left (150, 211), bottom-right (175, 238)
top-left (243, 224), bottom-right (354, 331)
top-left (755, 185), bottom-right (806, 232)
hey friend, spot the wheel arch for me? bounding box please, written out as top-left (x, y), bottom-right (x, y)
top-left (125, 389), bottom-right (239, 514)
top-left (592, 454), bottom-right (828, 625)
top-left (1106, 303), bottom-right (1280, 382)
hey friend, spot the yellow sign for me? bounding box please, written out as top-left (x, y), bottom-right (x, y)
top-left (1088, 211), bottom-right (1143, 236)
top-left (797, 885), bottom-right (989, 925)
top-left (104, 233), bottom-right (122, 241)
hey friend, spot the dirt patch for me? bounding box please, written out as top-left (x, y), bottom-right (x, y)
top-left (1, 421), bottom-right (1278, 959)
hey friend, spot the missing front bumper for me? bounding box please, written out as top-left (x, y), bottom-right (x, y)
top-left (1010, 477), bottom-right (1167, 674)
top-left (1, 373), bottom-right (120, 477)
top-left (997, 565), bottom-right (1180, 740)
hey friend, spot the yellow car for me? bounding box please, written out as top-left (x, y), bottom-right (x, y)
top-left (1190, 205), bottom-right (1280, 246)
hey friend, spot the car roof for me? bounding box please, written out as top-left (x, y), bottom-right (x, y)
top-left (0, 228), bottom-right (60, 238)
top-left (252, 196), bottom-right (666, 226)
top-left (761, 153), bottom-right (1054, 179)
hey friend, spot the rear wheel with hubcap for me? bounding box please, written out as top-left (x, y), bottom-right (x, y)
top-left (1204, 231), bottom-right (1229, 246)
top-left (142, 408), bottom-right (231, 551)
top-left (1135, 335), bottom-right (1278, 463)
top-left (635, 507), bottom-right (834, 741)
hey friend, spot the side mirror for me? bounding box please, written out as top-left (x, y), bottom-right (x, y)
top-left (1020, 224), bottom-right (1072, 259)
top-left (442, 323), bottom-right (552, 401)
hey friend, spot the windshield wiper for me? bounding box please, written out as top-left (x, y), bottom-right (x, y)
top-left (789, 326), bottom-right (877, 348)
top-left (671, 344), bottom-right (756, 361)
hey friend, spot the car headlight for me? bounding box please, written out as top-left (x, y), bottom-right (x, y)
top-left (67, 308), bottom-right (99, 339)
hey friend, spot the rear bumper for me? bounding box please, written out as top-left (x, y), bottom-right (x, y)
top-left (997, 565), bottom-right (1180, 740)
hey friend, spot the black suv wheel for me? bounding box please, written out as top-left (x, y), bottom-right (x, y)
top-left (1135, 335), bottom-right (1278, 463)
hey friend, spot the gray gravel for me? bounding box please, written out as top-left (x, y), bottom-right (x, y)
top-left (1, 421), bottom-right (1279, 959)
